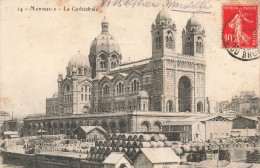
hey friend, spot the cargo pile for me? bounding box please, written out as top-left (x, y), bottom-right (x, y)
top-left (171, 141), bottom-right (258, 163)
top-left (84, 133), bottom-right (170, 163)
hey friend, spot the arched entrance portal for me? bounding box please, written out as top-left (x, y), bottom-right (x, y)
top-left (110, 121), bottom-right (117, 133)
top-left (197, 101), bottom-right (203, 113)
top-left (178, 76), bottom-right (192, 112)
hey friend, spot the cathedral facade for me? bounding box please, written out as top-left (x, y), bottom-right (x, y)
top-left (25, 9), bottom-right (207, 138)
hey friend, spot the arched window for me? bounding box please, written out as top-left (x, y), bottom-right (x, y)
top-left (185, 37), bottom-right (192, 56)
top-left (99, 54), bottom-right (107, 69)
top-left (130, 78), bottom-right (140, 93)
top-left (67, 68), bottom-right (70, 76)
top-left (166, 100), bottom-right (173, 112)
top-left (111, 55), bottom-right (118, 68)
top-left (155, 32), bottom-right (161, 50)
top-left (159, 36), bottom-right (162, 49)
top-left (116, 81), bottom-right (124, 95)
top-left (141, 121), bottom-right (150, 132)
top-left (78, 68), bottom-right (82, 75)
top-left (152, 121), bottom-right (162, 132)
top-left (196, 37), bottom-right (203, 54)
top-left (111, 62), bottom-right (117, 68)
top-left (83, 106), bottom-right (89, 113)
top-left (166, 31), bottom-right (174, 50)
top-left (197, 101), bottom-right (203, 113)
top-left (64, 84), bottom-right (71, 102)
top-left (102, 84), bottom-right (110, 95)
top-left (142, 102), bottom-right (147, 111)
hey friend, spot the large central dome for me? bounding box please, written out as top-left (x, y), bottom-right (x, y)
top-left (90, 17), bottom-right (121, 55)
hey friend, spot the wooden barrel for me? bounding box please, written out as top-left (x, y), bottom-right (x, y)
top-left (127, 135), bottom-right (133, 141)
top-left (201, 152), bottom-right (206, 161)
top-left (151, 141), bottom-right (160, 148)
top-left (182, 145), bottom-right (191, 153)
top-left (116, 147), bottom-right (120, 152)
top-left (116, 133), bottom-right (122, 140)
top-left (105, 147), bottom-right (111, 155)
top-left (135, 148), bottom-right (140, 154)
top-left (97, 147), bottom-right (102, 154)
top-left (202, 145), bottom-right (208, 152)
top-left (245, 143), bottom-right (250, 147)
top-left (100, 154), bottom-right (105, 162)
top-left (157, 141), bottom-right (165, 147)
top-left (98, 141), bottom-right (104, 146)
top-left (174, 147), bottom-right (184, 156)
top-left (122, 148), bottom-right (127, 153)
top-left (139, 134), bottom-right (152, 142)
top-left (101, 147), bottom-right (106, 154)
top-left (116, 140), bottom-right (123, 147)
top-left (187, 154), bottom-right (193, 162)
top-left (111, 140), bottom-right (116, 147)
top-left (190, 146), bottom-right (197, 153)
top-left (106, 134), bottom-right (111, 141)
top-left (226, 144), bottom-right (231, 149)
top-left (158, 134), bottom-right (167, 141)
top-left (122, 141), bottom-right (127, 148)
top-left (126, 148), bottom-right (133, 157)
top-left (112, 133), bottom-right (117, 140)
top-left (133, 142), bottom-right (138, 148)
top-left (164, 141), bottom-right (173, 147)
top-left (127, 141), bottom-right (135, 148)
top-left (138, 142), bottom-right (151, 148)
top-left (103, 141), bottom-right (110, 147)
top-left (111, 147), bottom-right (116, 152)
top-left (121, 134), bottom-right (126, 141)
top-left (151, 134), bottom-right (159, 142)
top-left (196, 145), bottom-right (203, 152)
top-left (195, 153), bottom-right (201, 162)
top-left (133, 135), bottom-right (138, 142)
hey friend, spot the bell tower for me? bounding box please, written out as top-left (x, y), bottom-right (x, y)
top-left (151, 8), bottom-right (177, 58)
top-left (182, 15), bottom-right (206, 56)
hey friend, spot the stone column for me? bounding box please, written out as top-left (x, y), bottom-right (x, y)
top-left (175, 61), bottom-right (178, 112)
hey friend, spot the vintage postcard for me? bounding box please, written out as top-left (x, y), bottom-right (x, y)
top-left (0, 0), bottom-right (259, 167)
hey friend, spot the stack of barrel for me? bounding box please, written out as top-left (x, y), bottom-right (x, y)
top-left (171, 141), bottom-right (259, 163)
top-left (85, 133), bottom-right (169, 163)
top-left (171, 143), bottom-right (209, 163)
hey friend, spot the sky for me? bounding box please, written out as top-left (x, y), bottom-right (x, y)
top-left (0, 0), bottom-right (259, 117)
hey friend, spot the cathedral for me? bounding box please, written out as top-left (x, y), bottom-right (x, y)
top-left (24, 9), bottom-right (207, 141)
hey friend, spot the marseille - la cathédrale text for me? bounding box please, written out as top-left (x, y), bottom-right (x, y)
top-left (29, 6), bottom-right (98, 12)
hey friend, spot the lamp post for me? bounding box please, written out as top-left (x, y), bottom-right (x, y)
top-left (216, 143), bottom-right (221, 168)
top-left (40, 123), bottom-right (43, 139)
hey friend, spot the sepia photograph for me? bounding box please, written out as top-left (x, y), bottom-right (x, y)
top-left (0, 0), bottom-right (259, 167)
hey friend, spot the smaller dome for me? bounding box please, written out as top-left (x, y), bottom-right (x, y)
top-left (186, 15), bottom-right (201, 28)
top-left (138, 90), bottom-right (149, 98)
top-left (68, 52), bottom-right (90, 67)
top-left (156, 9), bottom-right (171, 20)
top-left (52, 92), bottom-right (58, 98)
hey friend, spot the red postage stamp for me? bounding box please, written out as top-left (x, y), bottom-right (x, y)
top-left (222, 5), bottom-right (258, 49)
